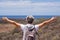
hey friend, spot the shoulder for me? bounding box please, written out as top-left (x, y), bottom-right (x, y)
top-left (35, 25), bottom-right (39, 27)
top-left (20, 24), bottom-right (26, 28)
top-left (20, 24), bottom-right (28, 31)
top-left (34, 25), bottom-right (39, 30)
top-left (20, 24), bottom-right (25, 26)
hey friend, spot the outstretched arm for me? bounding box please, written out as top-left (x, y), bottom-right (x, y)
top-left (2, 17), bottom-right (21, 27)
top-left (37, 17), bottom-right (56, 28)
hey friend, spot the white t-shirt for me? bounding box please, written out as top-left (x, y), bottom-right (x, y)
top-left (20, 24), bottom-right (39, 40)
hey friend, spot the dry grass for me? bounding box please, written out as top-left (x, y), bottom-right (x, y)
top-left (0, 17), bottom-right (60, 40)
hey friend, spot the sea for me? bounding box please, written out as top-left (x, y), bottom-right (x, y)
top-left (0, 15), bottom-right (56, 19)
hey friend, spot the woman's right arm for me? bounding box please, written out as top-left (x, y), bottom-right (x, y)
top-left (2, 17), bottom-right (21, 27)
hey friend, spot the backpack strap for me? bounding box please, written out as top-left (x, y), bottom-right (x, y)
top-left (34, 25), bottom-right (40, 40)
top-left (27, 25), bottom-right (35, 31)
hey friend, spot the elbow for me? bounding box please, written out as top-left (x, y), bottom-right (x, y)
top-left (44, 21), bottom-right (49, 24)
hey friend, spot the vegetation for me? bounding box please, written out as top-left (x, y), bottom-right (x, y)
top-left (0, 17), bottom-right (60, 40)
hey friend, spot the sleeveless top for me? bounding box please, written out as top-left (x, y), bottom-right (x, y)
top-left (20, 24), bottom-right (39, 40)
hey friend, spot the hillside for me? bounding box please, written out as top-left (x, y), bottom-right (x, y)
top-left (0, 17), bottom-right (60, 40)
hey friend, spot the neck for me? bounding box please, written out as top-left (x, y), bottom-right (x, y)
top-left (28, 23), bottom-right (33, 24)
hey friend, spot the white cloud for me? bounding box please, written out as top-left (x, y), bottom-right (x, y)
top-left (31, 2), bottom-right (60, 13)
top-left (0, 1), bottom-right (60, 7)
top-left (0, 1), bottom-right (31, 7)
top-left (0, 1), bottom-right (60, 15)
top-left (0, 0), bottom-right (31, 2)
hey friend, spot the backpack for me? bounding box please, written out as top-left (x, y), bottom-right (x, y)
top-left (25, 25), bottom-right (39, 40)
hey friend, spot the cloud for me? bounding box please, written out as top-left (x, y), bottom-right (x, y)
top-left (0, 1), bottom-right (31, 7)
top-left (0, 1), bottom-right (60, 15)
top-left (31, 2), bottom-right (60, 12)
top-left (0, 0), bottom-right (31, 2)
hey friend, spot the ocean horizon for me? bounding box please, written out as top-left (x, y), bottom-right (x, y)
top-left (0, 15), bottom-right (55, 18)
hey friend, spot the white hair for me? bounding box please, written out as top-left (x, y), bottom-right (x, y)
top-left (26, 15), bottom-right (34, 20)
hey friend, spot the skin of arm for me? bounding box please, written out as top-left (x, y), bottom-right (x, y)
top-left (37, 17), bottom-right (56, 28)
top-left (2, 17), bottom-right (20, 27)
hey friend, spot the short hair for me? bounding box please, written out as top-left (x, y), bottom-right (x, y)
top-left (26, 15), bottom-right (34, 24)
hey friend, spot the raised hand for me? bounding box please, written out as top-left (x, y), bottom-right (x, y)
top-left (2, 17), bottom-right (9, 21)
top-left (50, 17), bottom-right (56, 21)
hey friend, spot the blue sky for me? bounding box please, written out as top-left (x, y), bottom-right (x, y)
top-left (0, 0), bottom-right (60, 15)
top-left (32, 0), bottom-right (60, 2)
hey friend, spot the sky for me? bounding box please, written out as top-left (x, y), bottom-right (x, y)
top-left (0, 0), bottom-right (60, 16)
